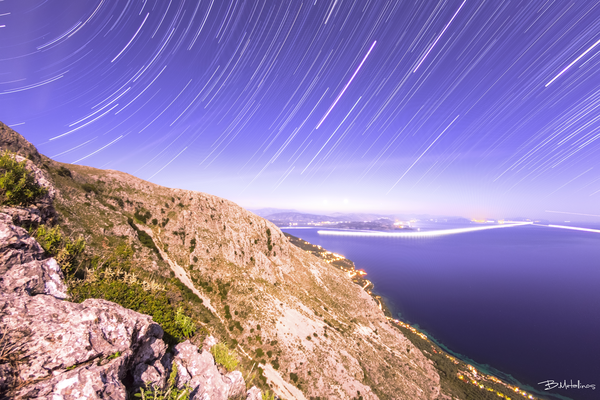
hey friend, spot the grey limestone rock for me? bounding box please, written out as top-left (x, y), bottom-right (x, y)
top-left (0, 213), bottom-right (67, 299)
top-left (246, 386), bottom-right (262, 400)
top-left (172, 341), bottom-right (246, 400)
top-left (0, 293), bottom-right (167, 399)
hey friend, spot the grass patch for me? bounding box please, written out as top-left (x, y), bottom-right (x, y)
top-left (211, 342), bottom-right (239, 371)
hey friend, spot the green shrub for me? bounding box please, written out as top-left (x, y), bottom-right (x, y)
top-left (266, 229), bottom-right (273, 252)
top-left (81, 183), bottom-right (96, 194)
top-left (0, 150), bottom-right (47, 206)
top-left (210, 343), bottom-right (239, 371)
top-left (111, 196), bottom-right (125, 208)
top-left (175, 307), bottom-right (196, 339)
top-left (290, 372), bottom-right (298, 383)
top-left (56, 166), bottom-right (72, 178)
top-left (33, 225), bottom-right (85, 276)
top-left (134, 209), bottom-right (151, 224)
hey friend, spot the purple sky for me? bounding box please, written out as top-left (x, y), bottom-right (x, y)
top-left (1, 0), bottom-right (600, 220)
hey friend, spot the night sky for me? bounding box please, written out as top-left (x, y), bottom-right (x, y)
top-left (1, 0), bottom-right (600, 219)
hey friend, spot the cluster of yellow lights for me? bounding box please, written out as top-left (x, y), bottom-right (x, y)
top-left (458, 366), bottom-right (536, 399)
top-left (388, 318), bottom-right (428, 340)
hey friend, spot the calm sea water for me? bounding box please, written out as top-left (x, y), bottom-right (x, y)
top-left (282, 223), bottom-right (600, 400)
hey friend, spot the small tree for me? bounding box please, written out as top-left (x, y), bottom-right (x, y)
top-left (0, 151), bottom-right (47, 206)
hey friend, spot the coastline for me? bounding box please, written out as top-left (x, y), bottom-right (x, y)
top-left (284, 231), bottom-right (567, 400)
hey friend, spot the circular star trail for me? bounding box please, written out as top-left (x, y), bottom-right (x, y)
top-left (1, 0), bottom-right (599, 218)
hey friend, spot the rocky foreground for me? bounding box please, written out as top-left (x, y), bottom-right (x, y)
top-left (0, 195), bottom-right (255, 399)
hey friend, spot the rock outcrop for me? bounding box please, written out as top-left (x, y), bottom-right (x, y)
top-left (173, 341), bottom-right (246, 400)
top-left (0, 122), bottom-right (43, 165)
top-left (0, 211), bottom-right (259, 399)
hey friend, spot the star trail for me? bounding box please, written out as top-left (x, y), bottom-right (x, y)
top-left (1, 0), bottom-right (599, 219)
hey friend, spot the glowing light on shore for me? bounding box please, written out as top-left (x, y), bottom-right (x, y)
top-left (317, 222), bottom-right (533, 238)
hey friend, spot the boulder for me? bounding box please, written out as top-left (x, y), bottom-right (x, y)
top-left (0, 213), bottom-right (66, 299)
top-left (246, 386), bottom-right (263, 400)
top-left (172, 341), bottom-right (246, 400)
top-left (0, 293), bottom-right (167, 399)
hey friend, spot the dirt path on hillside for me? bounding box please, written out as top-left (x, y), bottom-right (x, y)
top-left (143, 227), bottom-right (218, 315)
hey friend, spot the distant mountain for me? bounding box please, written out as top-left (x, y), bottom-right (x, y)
top-left (247, 207), bottom-right (298, 217)
top-left (265, 212), bottom-right (348, 224)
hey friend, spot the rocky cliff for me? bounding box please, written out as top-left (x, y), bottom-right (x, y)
top-left (0, 121), bottom-right (441, 399)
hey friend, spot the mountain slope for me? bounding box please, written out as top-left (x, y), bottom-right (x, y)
top-left (1, 122), bottom-right (440, 399)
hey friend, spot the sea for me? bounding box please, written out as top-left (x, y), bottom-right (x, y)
top-left (281, 222), bottom-right (600, 400)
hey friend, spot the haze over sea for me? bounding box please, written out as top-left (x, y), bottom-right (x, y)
top-left (283, 222), bottom-right (600, 400)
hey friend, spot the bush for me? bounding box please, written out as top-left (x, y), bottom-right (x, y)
top-left (81, 183), bottom-right (100, 194)
top-left (175, 307), bottom-right (196, 339)
top-left (0, 151), bottom-right (47, 206)
top-left (33, 225), bottom-right (85, 276)
top-left (56, 166), bottom-right (72, 178)
top-left (266, 229), bottom-right (273, 252)
top-left (211, 343), bottom-right (239, 371)
top-left (134, 209), bottom-right (151, 224)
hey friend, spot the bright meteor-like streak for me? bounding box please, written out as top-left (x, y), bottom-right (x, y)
top-left (545, 36), bottom-right (600, 87)
top-left (315, 41), bottom-right (376, 129)
top-left (318, 222), bottom-right (532, 238)
top-left (413, 0), bottom-right (467, 73)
